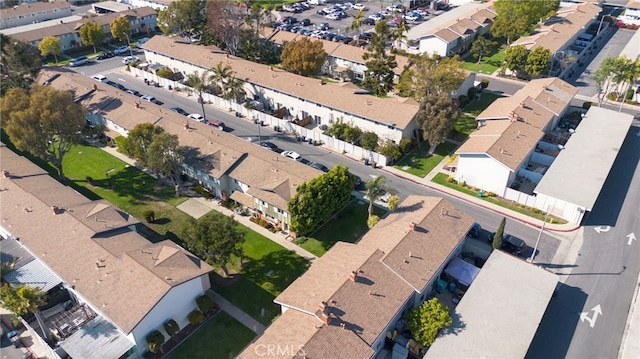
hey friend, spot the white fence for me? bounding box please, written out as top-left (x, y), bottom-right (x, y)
top-left (503, 188), bottom-right (539, 208)
top-left (129, 68), bottom-right (390, 166)
top-left (20, 317), bottom-right (62, 359)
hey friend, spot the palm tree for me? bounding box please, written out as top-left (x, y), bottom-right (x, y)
top-left (0, 284), bottom-right (50, 340)
top-left (391, 19), bottom-right (409, 50)
top-left (365, 176), bottom-right (395, 218)
top-left (351, 9), bottom-right (365, 35)
top-left (223, 75), bottom-right (246, 103)
top-left (186, 70), bottom-right (214, 122)
top-left (211, 61), bottom-right (234, 96)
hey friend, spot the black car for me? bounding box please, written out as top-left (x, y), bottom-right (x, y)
top-left (169, 107), bottom-right (189, 116)
top-left (363, 17), bottom-right (376, 25)
top-left (300, 18), bottom-right (311, 26)
top-left (126, 89), bottom-right (142, 97)
top-left (309, 162), bottom-right (329, 172)
top-left (321, 32), bottom-right (337, 40)
top-left (260, 141), bottom-right (278, 151)
top-left (106, 81), bottom-right (126, 91)
top-left (282, 16), bottom-right (298, 24)
top-left (488, 232), bottom-right (526, 256)
top-left (96, 51), bottom-right (114, 60)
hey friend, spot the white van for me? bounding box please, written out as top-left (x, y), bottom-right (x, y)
top-left (91, 75), bottom-right (108, 83)
top-left (69, 56), bottom-right (88, 67)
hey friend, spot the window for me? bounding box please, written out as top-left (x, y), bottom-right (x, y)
top-left (354, 72), bottom-right (364, 80)
top-left (314, 115), bottom-right (321, 125)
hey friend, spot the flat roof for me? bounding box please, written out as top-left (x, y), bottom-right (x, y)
top-left (619, 27), bottom-right (640, 60)
top-left (534, 106), bottom-right (634, 209)
top-left (92, 0), bottom-right (132, 13)
top-left (59, 316), bottom-right (134, 359)
top-left (425, 251), bottom-right (558, 359)
top-left (407, 2), bottom-right (486, 40)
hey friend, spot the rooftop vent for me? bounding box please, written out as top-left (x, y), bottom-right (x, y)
top-left (2, 170), bottom-right (10, 178)
top-left (409, 222), bottom-right (416, 231)
top-left (349, 271), bottom-right (357, 282)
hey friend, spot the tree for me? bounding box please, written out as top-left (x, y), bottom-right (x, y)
top-left (404, 298), bottom-right (452, 347)
top-left (181, 213), bottom-right (246, 277)
top-left (365, 176), bottom-right (395, 218)
top-left (491, 0), bottom-right (559, 44)
top-left (158, 0), bottom-right (205, 39)
top-left (79, 21), bottom-right (105, 54)
top-left (145, 133), bottom-right (185, 197)
top-left (1, 86), bottom-right (86, 180)
top-left (362, 21), bottom-right (397, 96)
top-left (378, 140), bottom-right (402, 162)
top-left (360, 131), bottom-right (379, 151)
top-left (470, 36), bottom-right (497, 64)
top-left (1, 34), bottom-right (41, 95)
top-left (592, 55), bottom-right (640, 106)
top-left (38, 36), bottom-right (61, 64)
top-left (502, 45), bottom-right (529, 78)
top-left (110, 16), bottom-right (131, 44)
top-left (390, 19), bottom-right (409, 50)
top-left (414, 93), bottom-right (460, 154)
top-left (211, 61), bottom-right (233, 96)
top-left (186, 70), bottom-right (214, 122)
top-left (288, 164), bottom-right (354, 236)
top-left (396, 53), bottom-right (465, 102)
top-left (350, 9), bottom-right (365, 35)
top-left (223, 75), bottom-right (246, 103)
top-left (246, 2), bottom-right (267, 35)
top-left (280, 38), bottom-right (327, 77)
top-left (124, 123), bottom-right (165, 165)
top-left (525, 46), bottom-right (552, 76)
top-left (207, 0), bottom-right (244, 55)
top-left (0, 284), bottom-right (49, 340)
top-left (387, 195), bottom-right (399, 211)
top-left (493, 217), bottom-right (506, 250)
top-left (367, 215), bottom-right (380, 229)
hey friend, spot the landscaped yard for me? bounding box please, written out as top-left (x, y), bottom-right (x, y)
top-left (463, 45), bottom-right (507, 75)
top-left (296, 199), bottom-right (386, 257)
top-left (463, 92), bottom-right (504, 116)
top-left (165, 311), bottom-right (255, 359)
top-left (394, 141), bottom-right (458, 178)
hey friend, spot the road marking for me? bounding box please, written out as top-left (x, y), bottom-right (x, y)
top-left (593, 226), bottom-right (611, 233)
top-left (580, 304), bottom-right (602, 328)
top-left (627, 232), bottom-right (636, 246)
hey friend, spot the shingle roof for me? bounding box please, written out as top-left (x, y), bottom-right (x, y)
top-left (511, 3), bottom-right (602, 54)
top-left (0, 144), bottom-right (213, 334)
top-left (1, 1), bottom-right (70, 20)
top-left (9, 7), bottom-right (156, 43)
top-left (627, 0), bottom-right (640, 9)
top-left (142, 35), bottom-right (420, 129)
top-left (411, 2), bottom-right (496, 42)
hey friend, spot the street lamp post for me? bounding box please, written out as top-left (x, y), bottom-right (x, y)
top-left (122, 32), bottom-right (133, 57)
top-left (529, 207), bottom-right (550, 263)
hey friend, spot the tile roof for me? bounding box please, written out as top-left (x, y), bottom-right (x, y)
top-left (1, 1), bottom-right (70, 20)
top-left (142, 35), bottom-right (420, 129)
top-left (9, 7), bottom-right (156, 43)
top-left (0, 144), bottom-right (213, 334)
top-left (38, 68), bottom-right (321, 206)
top-left (511, 3), bottom-right (602, 54)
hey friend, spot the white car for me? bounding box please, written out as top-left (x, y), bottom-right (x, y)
top-left (281, 151), bottom-right (302, 161)
top-left (187, 113), bottom-right (205, 122)
top-left (326, 13), bottom-right (340, 20)
top-left (91, 75), bottom-right (108, 83)
top-left (114, 46), bottom-right (130, 55)
top-left (122, 56), bottom-right (139, 65)
top-left (352, 3), bottom-right (366, 10)
top-left (141, 95), bottom-right (155, 102)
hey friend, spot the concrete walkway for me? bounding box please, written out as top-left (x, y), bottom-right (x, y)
top-left (206, 290), bottom-right (266, 335)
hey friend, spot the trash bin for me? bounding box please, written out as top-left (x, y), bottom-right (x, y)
top-left (478, 190), bottom-right (484, 197)
top-left (364, 158), bottom-right (369, 166)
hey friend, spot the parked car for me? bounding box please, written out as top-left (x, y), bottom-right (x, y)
top-left (207, 119), bottom-right (225, 130)
top-left (141, 95), bottom-right (156, 102)
top-left (488, 232), bottom-right (527, 256)
top-left (96, 51), bottom-right (114, 60)
top-left (309, 162), bottom-right (329, 172)
top-left (317, 22), bottom-right (329, 30)
top-left (91, 75), bottom-right (108, 83)
top-left (467, 223), bottom-right (481, 238)
top-left (260, 141), bottom-right (278, 151)
top-left (281, 150), bottom-right (302, 161)
top-left (353, 175), bottom-right (362, 189)
top-left (325, 13), bottom-right (340, 20)
top-left (69, 56), bottom-right (88, 67)
top-left (300, 18), bottom-right (311, 26)
top-left (106, 81), bottom-right (126, 91)
top-left (136, 37), bottom-right (150, 48)
top-left (122, 56), bottom-right (139, 65)
top-left (126, 89), bottom-right (142, 96)
top-left (187, 113), bottom-right (205, 122)
top-left (352, 3), bottom-right (366, 10)
top-left (114, 46), bottom-right (130, 55)
top-left (170, 107), bottom-right (189, 116)
top-left (363, 17), bottom-right (376, 25)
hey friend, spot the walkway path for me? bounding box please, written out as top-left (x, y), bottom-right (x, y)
top-left (206, 290), bottom-right (266, 335)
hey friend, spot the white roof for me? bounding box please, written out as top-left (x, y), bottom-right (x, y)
top-left (0, 15), bottom-right (82, 36)
top-left (425, 251), bottom-right (558, 359)
top-left (619, 28), bottom-right (640, 61)
top-left (407, 2), bottom-right (484, 40)
top-left (534, 107), bottom-right (634, 209)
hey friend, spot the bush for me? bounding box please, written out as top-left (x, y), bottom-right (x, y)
top-left (446, 176), bottom-right (455, 183)
top-left (143, 210), bottom-right (155, 223)
top-left (399, 138), bottom-right (416, 154)
top-left (582, 101), bottom-right (594, 110)
top-left (188, 309), bottom-right (204, 325)
top-left (114, 136), bottom-right (131, 155)
top-left (607, 92), bottom-right (618, 101)
top-left (625, 88), bottom-right (635, 100)
top-left (145, 330), bottom-right (165, 354)
top-left (258, 218), bottom-right (269, 228)
top-left (156, 67), bottom-right (174, 79)
top-left (378, 140), bottom-right (403, 161)
top-left (164, 319), bottom-right (180, 338)
top-left (457, 95), bottom-right (469, 108)
top-left (480, 79), bottom-right (489, 89)
top-left (367, 215), bottom-right (380, 228)
top-left (467, 87), bottom-right (478, 99)
top-left (194, 185), bottom-right (213, 198)
top-left (196, 295), bottom-right (218, 315)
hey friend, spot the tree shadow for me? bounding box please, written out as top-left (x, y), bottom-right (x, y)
top-left (440, 308), bottom-right (466, 336)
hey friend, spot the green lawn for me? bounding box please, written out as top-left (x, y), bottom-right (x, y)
top-left (463, 45), bottom-right (507, 74)
top-left (450, 113), bottom-right (478, 141)
top-left (297, 199), bottom-right (386, 256)
top-left (394, 141), bottom-right (458, 178)
top-left (463, 92), bottom-right (504, 116)
top-left (431, 173), bottom-right (566, 224)
top-left (166, 312), bottom-right (255, 359)
top-left (211, 227), bottom-right (310, 325)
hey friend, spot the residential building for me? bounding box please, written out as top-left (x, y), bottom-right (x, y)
top-left (0, 1), bottom-right (71, 30)
top-left (238, 195), bottom-right (475, 359)
top-left (142, 35), bottom-right (421, 143)
top-left (454, 78), bottom-right (577, 198)
top-left (119, 0), bottom-right (171, 11)
top-left (0, 143), bottom-right (214, 358)
top-left (617, 0), bottom-right (640, 25)
top-left (39, 68), bottom-right (322, 231)
top-left (8, 7), bottom-right (157, 51)
top-left (405, 2), bottom-right (497, 57)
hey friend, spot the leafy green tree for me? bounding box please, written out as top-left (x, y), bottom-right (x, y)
top-left (502, 45), bottom-right (529, 78)
top-left (396, 53), bottom-right (465, 101)
top-left (362, 21), bottom-right (397, 96)
top-left (146, 133), bottom-right (185, 197)
top-left (0, 34), bottom-right (42, 96)
top-left (365, 176), bottom-right (395, 218)
top-left (246, 2), bottom-right (267, 35)
top-left (404, 298), bottom-right (452, 347)
top-left (351, 9), bottom-right (365, 35)
top-left (378, 140), bottom-right (402, 162)
top-left (414, 93), bottom-right (460, 154)
top-left (280, 37), bottom-right (327, 76)
top-left (491, 0), bottom-right (559, 43)
top-left (288, 164), bottom-right (354, 236)
top-left (525, 46), bottom-right (552, 76)
top-left (158, 0), bottom-right (205, 38)
top-left (110, 16), bottom-right (131, 44)
top-left (79, 21), bottom-right (105, 53)
top-left (470, 36), bottom-right (497, 64)
top-left (343, 125), bottom-right (363, 144)
top-left (1, 86), bottom-right (86, 180)
top-left (181, 213), bottom-right (247, 277)
top-left (124, 123), bottom-right (165, 165)
top-left (360, 131), bottom-right (379, 151)
top-left (594, 55), bottom-right (640, 106)
top-left (0, 284), bottom-right (49, 340)
top-left (38, 36), bottom-right (61, 64)
top-left (186, 70), bottom-right (214, 122)
top-left (237, 31), bottom-right (281, 64)
top-left (387, 195), bottom-right (399, 211)
top-left (493, 217), bottom-right (506, 250)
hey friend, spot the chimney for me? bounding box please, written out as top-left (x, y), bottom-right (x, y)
top-left (349, 271), bottom-right (357, 282)
top-left (269, 66), bottom-right (273, 71)
top-left (51, 206), bottom-right (60, 215)
top-left (340, 322), bottom-right (346, 330)
top-left (184, 122), bottom-right (190, 130)
top-left (93, 84), bottom-right (97, 91)
top-left (135, 102), bottom-right (140, 109)
top-left (510, 112), bottom-right (518, 122)
top-left (319, 80), bottom-right (325, 86)
top-left (2, 169), bottom-right (10, 178)
top-left (519, 102), bottom-right (525, 108)
top-left (226, 54), bottom-right (229, 58)
top-left (319, 301), bottom-right (327, 312)
top-left (409, 222), bottom-right (416, 231)
top-left (321, 312), bottom-right (332, 325)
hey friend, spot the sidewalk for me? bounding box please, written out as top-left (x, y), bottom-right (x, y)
top-left (206, 290), bottom-right (266, 335)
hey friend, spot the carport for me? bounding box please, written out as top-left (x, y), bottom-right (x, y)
top-left (59, 316), bottom-right (134, 359)
top-left (534, 107), bottom-right (634, 224)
